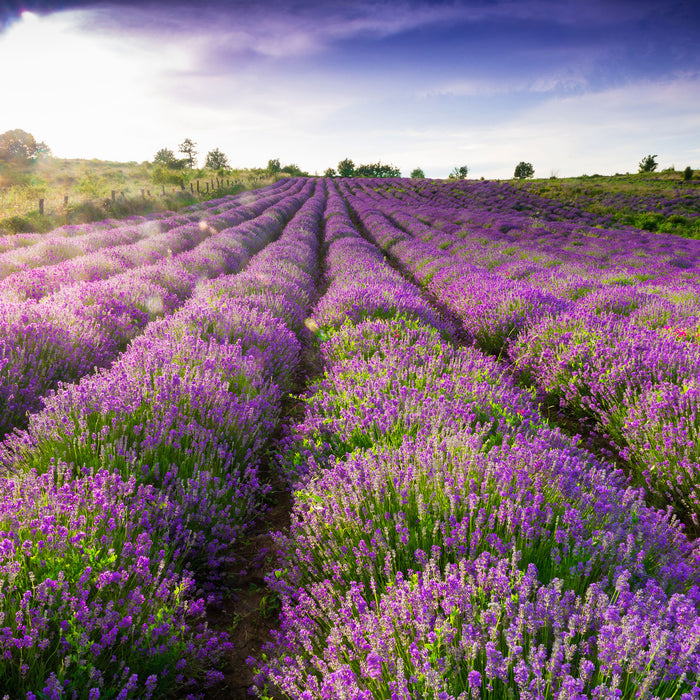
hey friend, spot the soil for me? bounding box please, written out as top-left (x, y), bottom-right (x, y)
top-left (200, 295), bottom-right (326, 699)
top-left (204, 482), bottom-right (292, 699)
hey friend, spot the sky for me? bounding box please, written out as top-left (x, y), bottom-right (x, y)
top-left (0, 0), bottom-right (699, 179)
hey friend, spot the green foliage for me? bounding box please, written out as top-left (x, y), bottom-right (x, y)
top-left (205, 148), bottom-right (230, 170)
top-left (280, 163), bottom-right (309, 176)
top-left (337, 158), bottom-right (355, 177)
top-left (0, 215), bottom-right (34, 233)
top-left (75, 171), bottom-right (102, 198)
top-left (514, 161), bottom-right (535, 179)
top-left (448, 165), bottom-right (469, 180)
top-left (410, 167), bottom-right (425, 178)
top-left (638, 154), bottom-right (658, 173)
top-left (153, 149), bottom-right (189, 170)
top-left (267, 158), bottom-right (281, 174)
top-left (684, 166), bottom-right (694, 181)
top-left (178, 138), bottom-right (198, 168)
top-left (514, 172), bottom-right (700, 239)
top-left (151, 165), bottom-right (184, 187)
top-left (0, 156), bottom-right (272, 233)
top-left (153, 148), bottom-right (176, 166)
top-left (354, 161), bottom-right (401, 178)
top-left (324, 167), bottom-right (337, 177)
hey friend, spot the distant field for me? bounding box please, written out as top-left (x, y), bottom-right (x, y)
top-left (514, 170), bottom-right (700, 237)
top-left (0, 176), bottom-right (699, 698)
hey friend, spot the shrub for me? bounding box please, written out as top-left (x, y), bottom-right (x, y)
top-left (151, 165), bottom-right (184, 187)
top-left (0, 215), bottom-right (34, 233)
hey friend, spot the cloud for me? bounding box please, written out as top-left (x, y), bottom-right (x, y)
top-left (64, 0), bottom-right (479, 61)
top-left (44, 0), bottom-right (683, 60)
top-left (315, 73), bottom-right (700, 178)
top-left (457, 75), bottom-right (700, 176)
top-left (1, 0), bottom-right (697, 179)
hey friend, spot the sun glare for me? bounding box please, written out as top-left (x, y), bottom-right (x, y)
top-left (0, 9), bottom-right (192, 160)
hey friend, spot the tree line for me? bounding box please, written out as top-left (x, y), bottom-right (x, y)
top-left (151, 140), bottom-right (309, 186)
top-left (1, 130), bottom-right (696, 184)
top-left (324, 159), bottom-right (531, 180)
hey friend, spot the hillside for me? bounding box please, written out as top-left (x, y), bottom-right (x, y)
top-left (0, 155), bottom-right (284, 234)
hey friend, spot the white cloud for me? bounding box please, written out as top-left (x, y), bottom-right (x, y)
top-left (1, 2), bottom-right (696, 179)
top-left (76, 1), bottom-right (488, 58)
top-left (68, 0), bottom-right (665, 62)
top-left (410, 76), bottom-right (700, 177)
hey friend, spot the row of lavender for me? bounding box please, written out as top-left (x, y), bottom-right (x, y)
top-left (0, 180), bottom-right (299, 301)
top-left (0, 180), bottom-right (308, 437)
top-left (0, 181), bottom-right (289, 258)
top-left (0, 180), bottom-right (325, 698)
top-left (252, 180), bottom-right (700, 699)
top-left (0, 185), bottom-right (249, 268)
top-left (362, 178), bottom-right (700, 272)
top-left (342, 178), bottom-right (700, 528)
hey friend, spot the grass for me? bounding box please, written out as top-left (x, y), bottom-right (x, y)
top-left (0, 156), bottom-right (288, 234)
top-left (512, 170), bottom-right (700, 238)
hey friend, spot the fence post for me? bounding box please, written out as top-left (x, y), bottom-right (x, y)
top-left (162, 185), bottom-right (165, 195)
top-left (111, 190), bottom-right (116, 202)
top-left (39, 198), bottom-right (44, 215)
top-left (147, 190), bottom-right (151, 198)
top-left (190, 182), bottom-right (194, 193)
top-left (64, 195), bottom-right (69, 209)
top-left (196, 180), bottom-right (200, 193)
top-left (141, 189), bottom-right (145, 199)
top-left (205, 183), bottom-right (209, 193)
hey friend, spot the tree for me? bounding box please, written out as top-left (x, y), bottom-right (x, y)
top-left (153, 148), bottom-right (188, 169)
top-left (448, 165), bottom-right (469, 180)
top-left (638, 154), bottom-right (658, 173)
top-left (514, 161), bottom-right (535, 179)
top-left (35, 141), bottom-right (51, 159)
top-left (410, 167), bottom-right (425, 178)
top-left (683, 166), bottom-right (694, 181)
top-left (354, 162), bottom-right (401, 178)
top-left (324, 167), bottom-right (337, 177)
top-left (267, 158), bottom-right (281, 174)
top-left (178, 138), bottom-right (198, 168)
top-left (0, 129), bottom-right (47, 163)
top-left (153, 148), bottom-right (176, 166)
top-left (337, 158), bottom-right (355, 177)
top-left (205, 148), bottom-right (230, 170)
top-left (155, 149), bottom-right (177, 167)
top-left (280, 163), bottom-right (308, 176)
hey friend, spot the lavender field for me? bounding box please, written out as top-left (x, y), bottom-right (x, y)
top-left (1, 176), bottom-right (700, 699)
